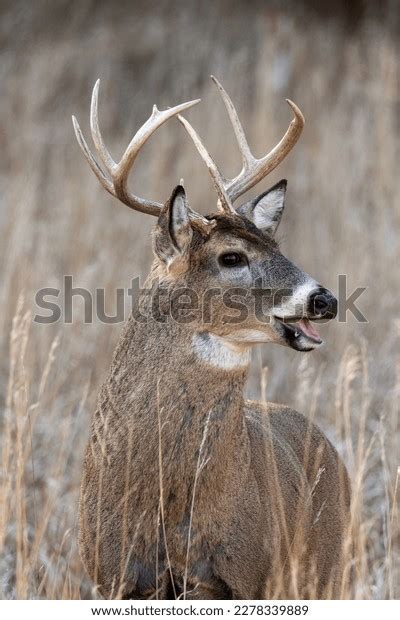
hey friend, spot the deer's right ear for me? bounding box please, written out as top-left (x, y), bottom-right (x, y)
top-left (153, 185), bottom-right (193, 274)
top-left (237, 180), bottom-right (287, 235)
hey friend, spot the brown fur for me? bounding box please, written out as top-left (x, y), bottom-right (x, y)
top-left (79, 197), bottom-right (350, 600)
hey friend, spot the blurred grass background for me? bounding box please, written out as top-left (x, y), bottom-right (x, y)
top-left (0, 0), bottom-right (399, 599)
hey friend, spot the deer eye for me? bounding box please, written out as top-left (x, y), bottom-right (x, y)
top-left (219, 252), bottom-right (247, 267)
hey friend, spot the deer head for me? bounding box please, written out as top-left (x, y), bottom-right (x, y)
top-left (73, 77), bottom-right (337, 353)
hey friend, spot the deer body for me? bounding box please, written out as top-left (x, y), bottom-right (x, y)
top-left (74, 78), bottom-right (350, 599)
top-left (80, 290), bottom-right (348, 598)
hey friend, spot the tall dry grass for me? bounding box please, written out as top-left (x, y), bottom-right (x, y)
top-left (0, 0), bottom-right (399, 599)
top-left (1, 298), bottom-right (398, 598)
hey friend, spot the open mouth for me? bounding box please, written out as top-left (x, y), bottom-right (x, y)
top-left (274, 316), bottom-right (323, 351)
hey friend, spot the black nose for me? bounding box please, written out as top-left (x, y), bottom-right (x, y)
top-left (308, 288), bottom-right (337, 319)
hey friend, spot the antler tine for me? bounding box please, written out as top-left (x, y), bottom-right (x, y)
top-left (73, 80), bottom-right (211, 222)
top-left (90, 79), bottom-right (116, 172)
top-left (177, 114), bottom-right (235, 214)
top-left (72, 115), bottom-right (117, 198)
top-left (225, 97), bottom-right (305, 203)
top-left (210, 75), bottom-right (253, 166)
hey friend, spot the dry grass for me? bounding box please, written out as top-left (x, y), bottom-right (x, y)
top-left (0, 0), bottom-right (399, 599)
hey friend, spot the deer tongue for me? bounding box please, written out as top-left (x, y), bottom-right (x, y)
top-left (297, 318), bottom-right (322, 342)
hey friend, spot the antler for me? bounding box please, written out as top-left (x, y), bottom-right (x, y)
top-left (72, 80), bottom-right (212, 231)
top-left (178, 75), bottom-right (305, 214)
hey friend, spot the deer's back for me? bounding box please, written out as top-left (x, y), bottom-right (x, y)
top-left (244, 400), bottom-right (351, 597)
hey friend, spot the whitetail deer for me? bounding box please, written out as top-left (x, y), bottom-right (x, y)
top-left (73, 77), bottom-right (350, 600)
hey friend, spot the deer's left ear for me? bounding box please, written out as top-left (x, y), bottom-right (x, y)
top-left (153, 185), bottom-right (193, 274)
top-left (237, 179), bottom-right (287, 235)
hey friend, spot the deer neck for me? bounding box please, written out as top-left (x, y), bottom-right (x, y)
top-left (108, 286), bottom-right (252, 492)
top-left (113, 312), bottom-right (251, 426)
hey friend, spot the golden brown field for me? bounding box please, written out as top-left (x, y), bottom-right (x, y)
top-left (0, 0), bottom-right (398, 599)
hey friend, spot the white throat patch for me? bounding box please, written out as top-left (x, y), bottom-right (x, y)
top-left (192, 332), bottom-right (251, 371)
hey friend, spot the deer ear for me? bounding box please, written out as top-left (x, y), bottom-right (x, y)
top-left (153, 185), bottom-right (193, 273)
top-left (238, 179), bottom-right (287, 235)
